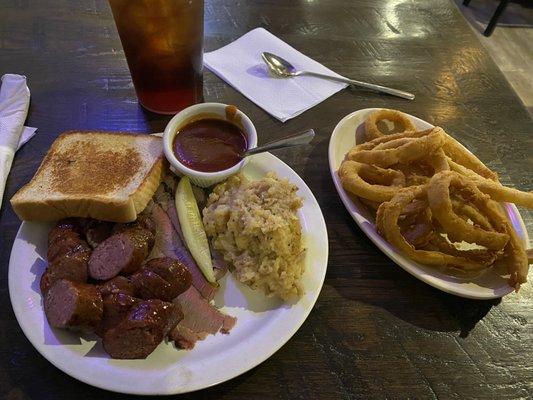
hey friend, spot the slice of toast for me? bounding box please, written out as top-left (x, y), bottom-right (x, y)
top-left (11, 131), bottom-right (167, 222)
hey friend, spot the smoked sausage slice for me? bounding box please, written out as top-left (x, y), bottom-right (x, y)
top-left (44, 280), bottom-right (103, 331)
top-left (102, 299), bottom-right (182, 359)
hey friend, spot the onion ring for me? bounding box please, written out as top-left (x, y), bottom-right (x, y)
top-left (423, 232), bottom-right (499, 268)
top-left (373, 137), bottom-right (414, 151)
top-left (376, 186), bottom-right (493, 270)
top-left (364, 109), bottom-right (417, 141)
top-left (447, 157), bottom-right (487, 181)
top-left (490, 204), bottom-right (528, 290)
top-left (390, 148), bottom-right (449, 186)
top-left (473, 180), bottom-right (533, 209)
top-left (506, 227), bottom-right (528, 290)
top-left (451, 199), bottom-right (493, 231)
top-left (354, 129), bottom-right (433, 152)
top-left (348, 128), bottom-right (446, 168)
top-left (427, 148), bottom-right (449, 173)
top-left (338, 160), bottom-right (406, 202)
top-left (448, 157), bottom-right (533, 208)
top-left (442, 134), bottom-right (498, 181)
top-left (427, 171), bottom-right (509, 250)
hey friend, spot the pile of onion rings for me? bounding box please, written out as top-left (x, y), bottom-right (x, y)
top-left (339, 109), bottom-right (533, 290)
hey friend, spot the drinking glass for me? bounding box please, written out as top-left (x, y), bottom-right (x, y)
top-left (108, 0), bottom-right (204, 114)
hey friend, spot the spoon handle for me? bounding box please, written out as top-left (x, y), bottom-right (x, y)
top-left (298, 71), bottom-right (415, 100)
top-left (244, 129), bottom-right (315, 156)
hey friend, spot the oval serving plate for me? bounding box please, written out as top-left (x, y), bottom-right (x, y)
top-left (328, 108), bottom-right (529, 299)
top-left (8, 152), bottom-right (328, 395)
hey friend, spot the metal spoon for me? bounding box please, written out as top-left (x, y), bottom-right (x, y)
top-left (242, 129), bottom-right (315, 157)
top-left (261, 52), bottom-right (415, 100)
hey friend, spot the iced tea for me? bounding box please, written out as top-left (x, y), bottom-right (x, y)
top-left (108, 0), bottom-right (204, 114)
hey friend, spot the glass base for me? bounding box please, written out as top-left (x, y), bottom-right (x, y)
top-left (139, 101), bottom-right (181, 115)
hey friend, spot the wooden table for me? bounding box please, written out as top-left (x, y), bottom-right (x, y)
top-left (1, 0), bottom-right (532, 398)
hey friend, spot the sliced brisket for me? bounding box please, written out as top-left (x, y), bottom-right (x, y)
top-left (169, 286), bottom-right (236, 349)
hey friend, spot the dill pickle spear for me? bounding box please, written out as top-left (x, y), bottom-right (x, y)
top-left (175, 176), bottom-right (217, 284)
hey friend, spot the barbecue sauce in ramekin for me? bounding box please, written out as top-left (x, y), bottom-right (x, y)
top-left (172, 118), bottom-right (248, 172)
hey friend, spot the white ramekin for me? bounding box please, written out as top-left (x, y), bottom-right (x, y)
top-left (163, 103), bottom-right (257, 188)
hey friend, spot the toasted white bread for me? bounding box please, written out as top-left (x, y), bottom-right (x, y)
top-left (10, 131), bottom-right (167, 222)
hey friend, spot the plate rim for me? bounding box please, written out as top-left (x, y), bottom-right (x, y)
top-left (8, 151), bottom-right (329, 395)
top-left (328, 107), bottom-right (529, 300)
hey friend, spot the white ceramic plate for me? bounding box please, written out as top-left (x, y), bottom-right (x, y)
top-left (328, 108), bottom-right (529, 299)
top-left (8, 152), bottom-right (328, 395)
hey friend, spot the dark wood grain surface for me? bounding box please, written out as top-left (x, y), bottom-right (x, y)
top-left (1, 0), bottom-right (532, 399)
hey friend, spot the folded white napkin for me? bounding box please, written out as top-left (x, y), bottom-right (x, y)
top-left (205, 28), bottom-right (347, 122)
top-left (0, 74), bottom-right (34, 208)
top-left (17, 126), bottom-right (38, 150)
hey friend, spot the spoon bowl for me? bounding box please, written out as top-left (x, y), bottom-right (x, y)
top-left (261, 52), bottom-right (297, 77)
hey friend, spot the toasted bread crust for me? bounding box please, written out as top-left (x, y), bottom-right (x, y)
top-left (133, 156), bottom-right (168, 215)
top-left (10, 131), bottom-right (166, 222)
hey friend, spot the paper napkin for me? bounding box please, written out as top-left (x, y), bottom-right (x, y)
top-left (0, 74), bottom-right (34, 209)
top-left (205, 28), bottom-right (347, 122)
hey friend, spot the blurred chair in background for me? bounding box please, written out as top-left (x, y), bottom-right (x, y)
top-left (464, 0), bottom-right (510, 36)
